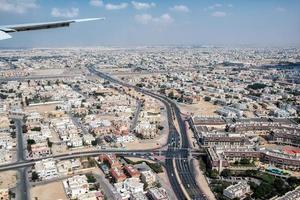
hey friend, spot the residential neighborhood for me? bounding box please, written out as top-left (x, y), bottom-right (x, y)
top-left (0, 46), bottom-right (299, 200)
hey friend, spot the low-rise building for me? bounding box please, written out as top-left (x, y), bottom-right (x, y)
top-left (124, 165), bottom-right (140, 178)
top-left (223, 181), bottom-right (251, 200)
top-left (77, 191), bottom-right (104, 200)
top-left (99, 154), bottom-right (122, 168)
top-left (30, 142), bottom-right (51, 158)
top-left (147, 187), bottom-right (169, 200)
top-left (201, 132), bottom-right (247, 147)
top-left (274, 186), bottom-right (300, 200)
top-left (57, 159), bottom-right (81, 175)
top-left (110, 167), bottom-right (127, 183)
top-left (270, 129), bottom-right (300, 147)
top-left (140, 170), bottom-right (156, 186)
top-left (63, 175), bottom-right (89, 199)
top-left (0, 188), bottom-right (9, 200)
top-left (114, 177), bottom-right (144, 198)
top-left (207, 147), bottom-right (229, 172)
top-left (34, 158), bottom-right (58, 180)
top-left (130, 192), bottom-right (148, 200)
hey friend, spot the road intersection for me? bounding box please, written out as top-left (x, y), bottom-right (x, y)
top-left (1, 67), bottom-right (207, 200)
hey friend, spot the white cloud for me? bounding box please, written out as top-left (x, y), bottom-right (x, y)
top-left (51, 7), bottom-right (79, 18)
top-left (90, 0), bottom-right (103, 7)
top-left (131, 1), bottom-right (155, 10)
top-left (208, 3), bottom-right (222, 10)
top-left (154, 13), bottom-right (173, 23)
top-left (275, 6), bottom-right (286, 12)
top-left (135, 13), bottom-right (153, 24)
top-left (0, 0), bottom-right (37, 14)
top-left (211, 11), bottom-right (226, 17)
top-left (105, 3), bottom-right (128, 10)
top-left (227, 4), bottom-right (233, 8)
top-left (170, 5), bottom-right (189, 13)
top-left (135, 13), bottom-right (173, 24)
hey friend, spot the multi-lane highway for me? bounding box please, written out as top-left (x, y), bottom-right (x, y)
top-left (88, 66), bottom-right (206, 200)
top-left (144, 88), bottom-right (206, 200)
top-left (0, 68), bottom-right (206, 200)
top-left (13, 119), bottom-right (30, 200)
top-left (0, 146), bottom-right (203, 172)
top-left (0, 75), bottom-right (77, 82)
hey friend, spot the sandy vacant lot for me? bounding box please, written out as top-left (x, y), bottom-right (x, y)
top-left (157, 168), bottom-right (177, 200)
top-left (25, 104), bottom-right (59, 113)
top-left (30, 69), bottom-right (65, 76)
top-left (124, 139), bottom-right (161, 150)
top-left (179, 100), bottom-right (220, 117)
top-left (0, 171), bottom-right (17, 189)
top-left (192, 159), bottom-right (216, 200)
top-left (124, 131), bottom-right (168, 150)
top-left (124, 157), bottom-right (155, 164)
top-left (31, 182), bottom-right (67, 200)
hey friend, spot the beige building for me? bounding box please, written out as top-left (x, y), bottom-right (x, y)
top-left (0, 189), bottom-right (9, 200)
top-left (223, 181), bottom-right (251, 200)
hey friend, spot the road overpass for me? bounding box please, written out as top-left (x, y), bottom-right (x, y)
top-left (88, 66), bottom-right (207, 200)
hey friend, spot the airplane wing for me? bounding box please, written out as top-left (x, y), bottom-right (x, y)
top-left (0, 18), bottom-right (105, 41)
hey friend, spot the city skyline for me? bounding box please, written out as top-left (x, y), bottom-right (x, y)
top-left (0, 0), bottom-right (300, 48)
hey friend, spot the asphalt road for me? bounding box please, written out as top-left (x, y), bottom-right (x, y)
top-left (88, 66), bottom-right (206, 200)
top-left (14, 118), bottom-right (30, 200)
top-left (0, 149), bottom-right (174, 171)
top-left (14, 119), bottom-right (26, 162)
top-left (130, 100), bottom-right (142, 131)
top-left (0, 75), bottom-right (75, 82)
top-left (2, 68), bottom-right (206, 200)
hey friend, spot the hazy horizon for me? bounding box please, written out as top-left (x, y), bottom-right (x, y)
top-left (0, 0), bottom-right (300, 48)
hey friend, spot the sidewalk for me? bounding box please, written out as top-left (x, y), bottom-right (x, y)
top-left (192, 159), bottom-right (216, 200)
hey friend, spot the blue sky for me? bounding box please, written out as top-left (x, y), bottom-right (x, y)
top-left (0, 0), bottom-right (299, 47)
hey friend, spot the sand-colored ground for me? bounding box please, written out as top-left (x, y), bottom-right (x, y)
top-left (157, 168), bottom-right (177, 200)
top-left (24, 104), bottom-right (59, 113)
top-left (192, 159), bottom-right (216, 200)
top-left (125, 157), bottom-right (155, 163)
top-left (243, 111), bottom-right (256, 118)
top-left (123, 133), bottom-right (167, 150)
top-left (121, 157), bottom-right (176, 198)
top-left (0, 171), bottom-right (17, 189)
top-left (30, 68), bottom-right (65, 76)
top-left (124, 103), bottom-right (169, 150)
top-left (52, 144), bottom-right (99, 156)
top-left (31, 182), bottom-right (67, 200)
top-left (51, 143), bottom-right (68, 155)
top-left (186, 126), bottom-right (199, 149)
top-left (179, 100), bottom-right (220, 117)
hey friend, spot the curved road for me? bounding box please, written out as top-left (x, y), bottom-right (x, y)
top-left (88, 66), bottom-right (206, 200)
top-left (2, 68), bottom-right (207, 200)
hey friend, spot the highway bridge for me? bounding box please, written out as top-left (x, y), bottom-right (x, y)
top-left (1, 67), bottom-right (208, 200)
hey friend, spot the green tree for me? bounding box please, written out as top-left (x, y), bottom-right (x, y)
top-left (247, 83), bottom-right (267, 90)
top-left (27, 139), bottom-right (36, 145)
top-left (86, 174), bottom-right (96, 183)
top-left (91, 140), bottom-right (98, 146)
top-left (47, 138), bottom-right (53, 148)
top-left (221, 169), bottom-right (232, 177)
top-left (31, 172), bottom-right (39, 181)
top-left (204, 96), bottom-right (211, 102)
top-left (240, 158), bottom-right (250, 165)
top-left (168, 91), bottom-right (174, 99)
top-left (207, 169), bottom-right (219, 179)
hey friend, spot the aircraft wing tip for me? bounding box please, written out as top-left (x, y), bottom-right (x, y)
top-left (74, 17), bottom-right (105, 23)
top-left (0, 31), bottom-right (12, 41)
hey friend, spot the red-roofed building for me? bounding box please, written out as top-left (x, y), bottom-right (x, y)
top-left (283, 148), bottom-right (300, 156)
top-left (99, 154), bottom-right (122, 168)
top-left (110, 167), bottom-right (127, 183)
top-left (124, 165), bottom-right (141, 178)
